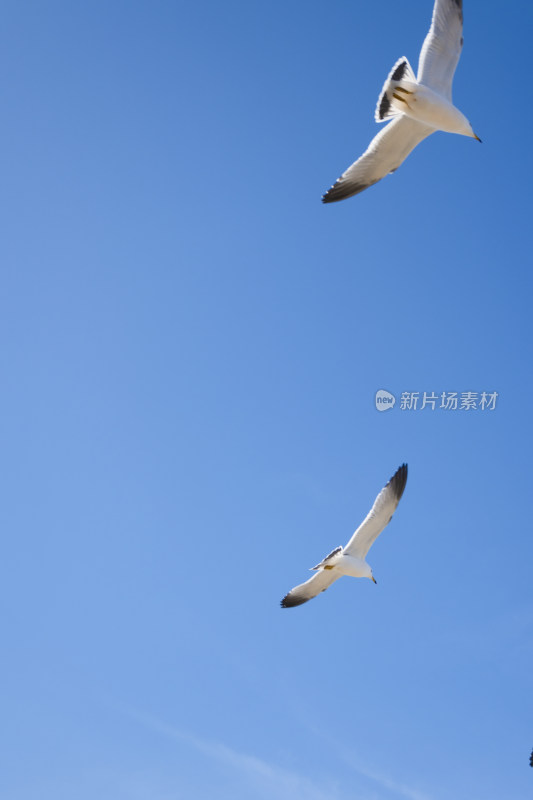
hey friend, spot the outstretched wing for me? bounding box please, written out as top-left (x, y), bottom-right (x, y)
top-left (322, 117), bottom-right (434, 203)
top-left (281, 569), bottom-right (341, 608)
top-left (418, 0), bottom-right (464, 100)
top-left (343, 464), bottom-right (408, 559)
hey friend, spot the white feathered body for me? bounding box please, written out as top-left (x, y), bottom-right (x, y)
top-left (395, 80), bottom-right (474, 137)
top-left (320, 551), bottom-right (372, 579)
top-left (340, 554), bottom-right (373, 579)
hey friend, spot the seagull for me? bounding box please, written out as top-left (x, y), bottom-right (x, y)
top-left (322, 0), bottom-right (481, 203)
top-left (530, 748), bottom-right (533, 768)
top-left (281, 464), bottom-right (408, 608)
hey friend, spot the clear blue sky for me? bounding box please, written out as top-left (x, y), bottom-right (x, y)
top-left (1, 1), bottom-right (532, 798)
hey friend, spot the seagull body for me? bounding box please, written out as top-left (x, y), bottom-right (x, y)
top-left (393, 78), bottom-right (473, 136)
top-left (322, 0), bottom-right (480, 203)
top-left (281, 464), bottom-right (408, 608)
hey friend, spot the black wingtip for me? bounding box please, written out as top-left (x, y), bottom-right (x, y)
top-left (388, 463), bottom-right (408, 501)
top-left (280, 593), bottom-right (308, 608)
top-left (322, 180), bottom-right (374, 204)
top-left (321, 183), bottom-right (347, 203)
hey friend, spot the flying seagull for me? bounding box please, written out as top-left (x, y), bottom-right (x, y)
top-left (530, 748), bottom-right (533, 768)
top-left (281, 464), bottom-right (408, 608)
top-left (322, 0), bottom-right (480, 203)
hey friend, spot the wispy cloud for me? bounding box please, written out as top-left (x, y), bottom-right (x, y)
top-left (125, 708), bottom-right (437, 800)
top-left (307, 724), bottom-right (436, 800)
top-left (342, 757), bottom-right (434, 800)
top-left (127, 709), bottom-right (359, 800)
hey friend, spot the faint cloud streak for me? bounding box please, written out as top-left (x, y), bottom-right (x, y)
top-left (309, 725), bottom-right (435, 800)
top-left (127, 709), bottom-right (352, 800)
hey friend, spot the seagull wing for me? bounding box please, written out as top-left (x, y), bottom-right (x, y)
top-left (417, 0), bottom-right (464, 100)
top-left (322, 117), bottom-right (434, 203)
top-left (343, 464), bottom-right (408, 560)
top-left (281, 569), bottom-right (341, 608)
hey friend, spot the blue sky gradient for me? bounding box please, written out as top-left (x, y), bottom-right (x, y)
top-left (1, 1), bottom-right (532, 798)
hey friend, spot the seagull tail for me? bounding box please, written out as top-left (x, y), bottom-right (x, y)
top-left (310, 545), bottom-right (343, 571)
top-left (375, 57), bottom-right (416, 123)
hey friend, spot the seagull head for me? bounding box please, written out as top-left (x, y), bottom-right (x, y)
top-left (467, 121), bottom-right (482, 142)
top-left (451, 110), bottom-right (480, 142)
top-left (361, 563), bottom-right (377, 584)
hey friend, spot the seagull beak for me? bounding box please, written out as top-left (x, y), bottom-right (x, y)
top-left (371, 576), bottom-right (377, 584)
